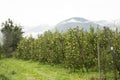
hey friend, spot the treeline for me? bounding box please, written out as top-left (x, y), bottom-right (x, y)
top-left (0, 19), bottom-right (23, 58)
top-left (15, 27), bottom-right (120, 75)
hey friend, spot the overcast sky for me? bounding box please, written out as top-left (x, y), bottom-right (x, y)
top-left (0, 0), bottom-right (120, 28)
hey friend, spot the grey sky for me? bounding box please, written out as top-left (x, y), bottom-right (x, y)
top-left (0, 0), bottom-right (120, 29)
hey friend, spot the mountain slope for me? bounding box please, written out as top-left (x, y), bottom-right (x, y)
top-left (54, 17), bottom-right (101, 32)
top-left (54, 17), bottom-right (120, 32)
top-left (23, 17), bottom-right (120, 37)
top-left (95, 20), bottom-right (120, 31)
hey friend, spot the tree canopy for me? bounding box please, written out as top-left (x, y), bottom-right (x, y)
top-left (1, 19), bottom-right (23, 57)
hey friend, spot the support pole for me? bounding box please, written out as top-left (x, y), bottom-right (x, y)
top-left (97, 41), bottom-right (101, 79)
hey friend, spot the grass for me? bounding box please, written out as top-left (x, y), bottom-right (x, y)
top-left (0, 58), bottom-right (99, 80)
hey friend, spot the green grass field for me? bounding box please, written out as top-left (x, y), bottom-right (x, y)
top-left (0, 58), bottom-right (99, 80)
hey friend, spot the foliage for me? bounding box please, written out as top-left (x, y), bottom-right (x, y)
top-left (1, 19), bottom-right (23, 57)
top-left (16, 27), bottom-right (120, 78)
top-left (0, 44), bottom-right (4, 59)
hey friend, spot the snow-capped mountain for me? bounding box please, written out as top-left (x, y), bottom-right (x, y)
top-left (0, 17), bottom-right (119, 40)
top-left (54, 17), bottom-right (120, 32)
top-left (22, 17), bottom-right (120, 37)
top-left (53, 17), bottom-right (101, 32)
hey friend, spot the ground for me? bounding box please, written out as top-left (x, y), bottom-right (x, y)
top-left (0, 58), bottom-right (98, 80)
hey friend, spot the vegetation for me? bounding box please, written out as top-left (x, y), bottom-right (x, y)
top-left (0, 44), bottom-right (4, 58)
top-left (15, 27), bottom-right (120, 79)
top-left (1, 19), bottom-right (23, 57)
top-left (0, 19), bottom-right (120, 79)
top-left (0, 58), bottom-right (99, 80)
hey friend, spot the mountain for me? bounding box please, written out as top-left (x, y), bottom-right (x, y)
top-left (23, 17), bottom-right (120, 37)
top-left (53, 17), bottom-right (101, 32)
top-left (54, 17), bottom-right (120, 32)
top-left (95, 20), bottom-right (120, 31)
top-left (23, 24), bottom-right (53, 37)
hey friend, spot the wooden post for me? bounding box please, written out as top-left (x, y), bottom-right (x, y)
top-left (97, 40), bottom-right (101, 79)
top-left (104, 27), bottom-right (119, 80)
